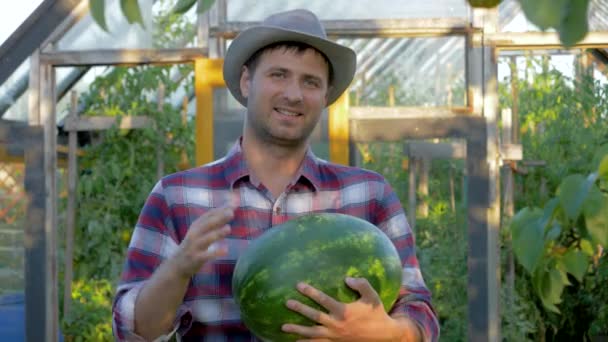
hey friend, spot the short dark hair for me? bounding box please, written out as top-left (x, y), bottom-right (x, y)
top-left (243, 41), bottom-right (334, 86)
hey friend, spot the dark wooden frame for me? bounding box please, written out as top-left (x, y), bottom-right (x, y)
top-left (0, 119), bottom-right (47, 342)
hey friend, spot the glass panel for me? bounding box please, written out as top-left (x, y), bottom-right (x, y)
top-left (343, 37), bottom-right (466, 107)
top-left (500, 0), bottom-right (608, 32)
top-left (589, 0), bottom-right (608, 31)
top-left (498, 51), bottom-right (608, 86)
top-left (0, 0), bottom-right (44, 45)
top-left (228, 0), bottom-right (468, 21)
top-left (0, 59), bottom-right (30, 121)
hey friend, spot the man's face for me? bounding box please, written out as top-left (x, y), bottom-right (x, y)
top-left (240, 47), bottom-right (330, 147)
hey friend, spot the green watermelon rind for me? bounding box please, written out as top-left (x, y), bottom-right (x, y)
top-left (232, 213), bottom-right (404, 342)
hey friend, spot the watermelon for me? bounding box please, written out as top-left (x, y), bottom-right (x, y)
top-left (232, 213), bottom-right (403, 342)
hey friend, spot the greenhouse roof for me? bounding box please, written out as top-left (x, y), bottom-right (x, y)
top-left (1, 0), bottom-right (608, 122)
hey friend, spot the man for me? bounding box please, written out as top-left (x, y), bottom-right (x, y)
top-left (113, 9), bottom-right (439, 342)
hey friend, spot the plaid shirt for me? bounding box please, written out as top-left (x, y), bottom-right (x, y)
top-left (113, 142), bottom-right (439, 342)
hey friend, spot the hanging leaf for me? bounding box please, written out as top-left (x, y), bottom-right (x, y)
top-left (555, 262), bottom-right (572, 287)
top-left (545, 222), bottom-right (562, 242)
top-left (559, 0), bottom-right (590, 47)
top-left (197, 0), bottom-right (217, 14)
top-left (519, 0), bottom-right (567, 30)
top-left (511, 208), bottom-right (544, 273)
top-left (120, 0), bottom-right (145, 27)
top-left (580, 239), bottom-right (596, 256)
top-left (534, 267), bottom-right (565, 313)
top-left (467, 0), bottom-right (501, 7)
top-left (556, 173), bottom-right (598, 222)
top-left (90, 0), bottom-right (108, 32)
top-left (172, 0), bottom-right (197, 14)
top-left (592, 145), bottom-right (608, 171)
top-left (540, 197), bottom-right (560, 231)
top-left (583, 188), bottom-right (608, 247)
top-left (561, 249), bottom-right (589, 282)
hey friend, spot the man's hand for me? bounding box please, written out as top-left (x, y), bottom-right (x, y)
top-left (281, 277), bottom-right (419, 342)
top-left (171, 206), bottom-right (234, 279)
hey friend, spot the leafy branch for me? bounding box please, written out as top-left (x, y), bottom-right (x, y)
top-left (510, 153), bottom-right (608, 313)
top-left (472, 0), bottom-right (591, 47)
top-left (89, 0), bottom-right (215, 31)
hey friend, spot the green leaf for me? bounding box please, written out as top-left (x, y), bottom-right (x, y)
top-left (592, 145), bottom-right (608, 171)
top-left (559, 0), bottom-right (590, 47)
top-left (561, 249), bottom-right (589, 282)
top-left (511, 208), bottom-right (545, 273)
top-left (537, 268), bottom-right (566, 313)
top-left (599, 155), bottom-right (608, 181)
top-left (120, 0), bottom-right (145, 26)
top-left (545, 223), bottom-right (562, 242)
top-left (467, 0), bottom-right (502, 8)
top-left (580, 239), bottom-right (596, 256)
top-left (556, 262), bottom-right (572, 286)
top-left (557, 173), bottom-right (597, 222)
top-left (89, 0), bottom-right (108, 32)
top-left (519, 0), bottom-right (567, 30)
top-left (197, 0), bottom-right (216, 13)
top-left (172, 0), bottom-right (197, 14)
top-left (540, 197), bottom-right (560, 230)
top-left (583, 188), bottom-right (608, 246)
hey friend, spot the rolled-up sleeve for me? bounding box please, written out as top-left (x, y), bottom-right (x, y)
top-left (374, 179), bottom-right (440, 342)
top-left (112, 180), bottom-right (193, 341)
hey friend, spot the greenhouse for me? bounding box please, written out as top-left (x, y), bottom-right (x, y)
top-left (0, 0), bottom-right (607, 341)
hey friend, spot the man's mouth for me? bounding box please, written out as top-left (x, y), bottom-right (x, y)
top-left (274, 108), bottom-right (302, 117)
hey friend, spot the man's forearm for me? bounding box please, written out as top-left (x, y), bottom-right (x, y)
top-left (134, 258), bottom-right (191, 341)
top-left (391, 315), bottom-right (423, 342)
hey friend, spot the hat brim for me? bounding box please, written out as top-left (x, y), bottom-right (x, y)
top-left (223, 26), bottom-right (357, 107)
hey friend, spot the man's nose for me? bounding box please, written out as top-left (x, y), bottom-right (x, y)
top-left (283, 79), bottom-right (303, 103)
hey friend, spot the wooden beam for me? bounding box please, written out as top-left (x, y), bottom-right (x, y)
top-left (63, 91), bottom-right (78, 318)
top-left (500, 143), bottom-right (522, 161)
top-left (40, 62), bottom-right (59, 342)
top-left (22, 125), bottom-right (47, 342)
top-left (28, 49), bottom-right (41, 125)
top-left (417, 157), bottom-right (430, 218)
top-left (156, 84), bottom-right (165, 179)
top-left (480, 8), bottom-right (501, 341)
top-left (63, 115), bottom-right (153, 131)
top-left (40, 48), bottom-right (208, 66)
top-left (211, 18), bottom-right (475, 39)
top-left (349, 106), bottom-right (471, 120)
top-left (350, 115), bottom-right (486, 143)
top-left (41, 0), bottom-right (88, 49)
top-left (0, 0), bottom-right (81, 85)
top-left (406, 140), bottom-right (519, 161)
top-left (484, 32), bottom-right (608, 50)
top-left (407, 141), bottom-right (466, 159)
top-left (195, 58), bottom-right (225, 166)
top-left (328, 92), bottom-right (350, 165)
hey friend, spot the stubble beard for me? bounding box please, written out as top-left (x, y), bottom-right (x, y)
top-left (246, 109), bottom-right (317, 149)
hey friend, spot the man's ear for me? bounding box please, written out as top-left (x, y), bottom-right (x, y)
top-left (240, 65), bottom-right (251, 99)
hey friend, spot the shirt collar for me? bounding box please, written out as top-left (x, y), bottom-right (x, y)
top-left (223, 138), bottom-right (322, 192)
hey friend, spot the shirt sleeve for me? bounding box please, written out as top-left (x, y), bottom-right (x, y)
top-left (112, 180), bottom-right (193, 341)
top-left (373, 178), bottom-right (440, 342)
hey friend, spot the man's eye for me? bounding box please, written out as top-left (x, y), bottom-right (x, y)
top-left (271, 72), bottom-right (285, 78)
top-left (305, 79), bottom-right (320, 88)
